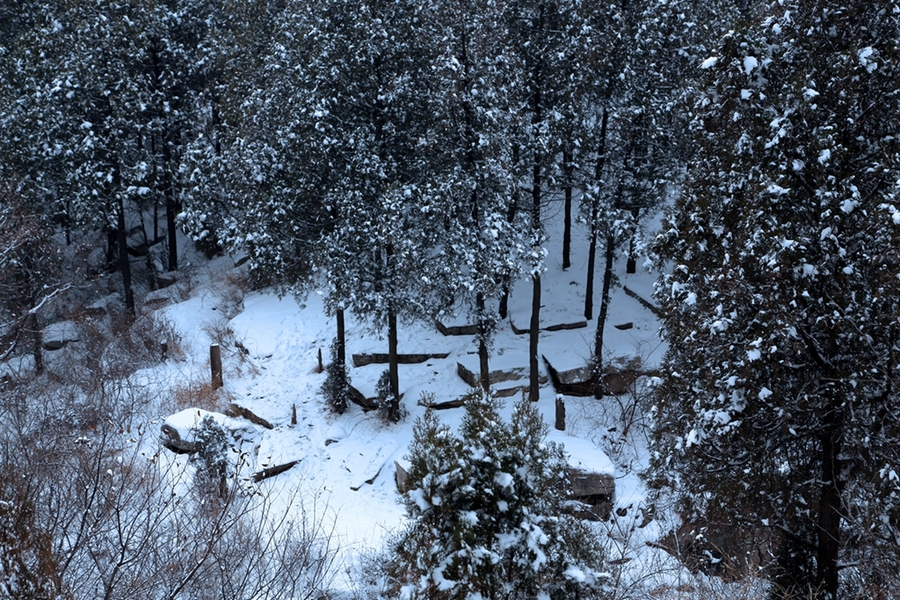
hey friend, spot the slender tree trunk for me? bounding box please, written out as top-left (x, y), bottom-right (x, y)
top-left (529, 273), bottom-right (541, 402)
top-left (117, 194), bottom-right (135, 317)
top-left (593, 233), bottom-right (614, 394)
top-left (585, 217), bottom-right (597, 320)
top-left (336, 308), bottom-right (346, 369)
top-left (817, 404), bottom-right (844, 600)
top-left (626, 207), bottom-right (639, 274)
top-left (476, 293), bottom-right (490, 392)
top-left (562, 147), bottom-right (573, 270)
top-left (107, 227), bottom-right (118, 271)
top-left (584, 108), bottom-right (609, 320)
top-left (387, 309), bottom-right (399, 421)
top-left (163, 126), bottom-right (178, 272)
top-left (24, 312), bottom-right (42, 375)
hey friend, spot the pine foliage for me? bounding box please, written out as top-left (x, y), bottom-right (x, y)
top-left (394, 393), bottom-right (608, 599)
top-left (649, 1), bottom-right (900, 596)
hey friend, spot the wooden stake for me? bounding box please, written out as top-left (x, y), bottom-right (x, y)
top-left (555, 397), bottom-right (566, 431)
top-left (210, 343), bottom-right (223, 390)
top-left (291, 404), bottom-right (297, 426)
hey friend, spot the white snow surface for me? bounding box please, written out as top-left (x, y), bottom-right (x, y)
top-left (147, 202), bottom-right (670, 593)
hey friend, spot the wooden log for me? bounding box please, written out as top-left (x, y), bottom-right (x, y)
top-left (511, 319), bottom-right (589, 333)
top-left (567, 469), bottom-right (616, 497)
top-left (613, 322), bottom-right (634, 330)
top-left (544, 320), bottom-right (588, 332)
top-left (555, 397), bottom-right (566, 431)
top-left (542, 355), bottom-right (596, 397)
top-left (457, 362), bottom-right (527, 387)
top-left (509, 320), bottom-right (529, 335)
top-left (456, 362), bottom-right (478, 387)
top-left (494, 386), bottom-right (525, 398)
top-left (348, 385), bottom-right (379, 411)
top-left (435, 320), bottom-right (479, 336)
top-left (352, 352), bottom-right (450, 367)
top-left (210, 344), bottom-right (223, 390)
top-left (225, 403), bottom-right (274, 429)
top-left (421, 398), bottom-right (467, 410)
top-left (252, 460), bottom-right (299, 483)
top-left (623, 285), bottom-right (662, 316)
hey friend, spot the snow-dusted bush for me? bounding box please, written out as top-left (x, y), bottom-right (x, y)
top-left (191, 415), bottom-right (231, 498)
top-left (322, 338), bottom-right (350, 414)
top-left (392, 392), bottom-right (609, 599)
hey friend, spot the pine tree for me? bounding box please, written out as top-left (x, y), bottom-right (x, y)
top-left (429, 0), bottom-right (530, 391)
top-left (648, 2), bottom-right (900, 598)
top-left (396, 393), bottom-right (608, 599)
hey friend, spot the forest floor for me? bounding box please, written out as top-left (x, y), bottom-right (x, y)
top-left (36, 198), bottom-right (764, 598)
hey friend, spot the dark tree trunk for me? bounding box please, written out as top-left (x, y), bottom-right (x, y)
top-left (24, 312), bottom-right (42, 375)
top-left (163, 128), bottom-right (178, 272)
top-left (562, 147), bottom-right (573, 271)
top-left (387, 309), bottom-right (400, 421)
top-left (584, 108), bottom-right (609, 321)
top-left (626, 207), bottom-right (640, 274)
top-left (336, 308), bottom-right (346, 368)
top-left (106, 227), bottom-right (118, 271)
top-left (585, 217), bottom-right (597, 320)
top-left (476, 293), bottom-right (490, 393)
top-left (117, 195), bottom-right (135, 317)
top-left (817, 405), bottom-right (844, 600)
top-left (529, 273), bottom-right (541, 402)
top-left (593, 233), bottom-right (614, 389)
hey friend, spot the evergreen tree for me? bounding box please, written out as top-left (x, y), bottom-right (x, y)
top-left (430, 0), bottom-right (531, 391)
top-left (396, 393), bottom-right (608, 599)
top-left (305, 0), bottom-right (447, 420)
top-left (649, 3), bottom-right (900, 598)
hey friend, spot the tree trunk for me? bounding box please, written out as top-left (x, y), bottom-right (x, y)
top-left (476, 293), bottom-right (490, 393)
top-left (163, 127), bottom-right (178, 272)
top-left (593, 233), bottom-right (614, 391)
top-left (562, 147), bottom-right (573, 271)
top-left (336, 308), bottom-right (346, 368)
top-left (388, 309), bottom-right (400, 421)
top-left (584, 219), bottom-right (597, 320)
top-left (117, 196), bottom-right (135, 317)
top-left (529, 273), bottom-right (541, 402)
top-left (584, 108), bottom-right (609, 321)
top-left (24, 312), bottom-right (42, 375)
top-left (626, 207), bottom-right (640, 274)
top-left (817, 406), bottom-right (844, 600)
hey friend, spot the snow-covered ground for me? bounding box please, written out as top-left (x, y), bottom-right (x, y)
top-left (112, 200), bottom-right (729, 597)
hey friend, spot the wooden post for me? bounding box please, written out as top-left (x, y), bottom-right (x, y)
top-left (317, 348), bottom-right (324, 373)
top-left (291, 404), bottom-right (297, 426)
top-left (210, 344), bottom-right (223, 390)
top-left (555, 396), bottom-right (566, 431)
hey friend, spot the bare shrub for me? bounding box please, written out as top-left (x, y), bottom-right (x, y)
top-left (0, 374), bottom-right (338, 600)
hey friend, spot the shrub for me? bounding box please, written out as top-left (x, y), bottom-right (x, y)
top-left (191, 416), bottom-right (231, 498)
top-left (391, 391), bottom-right (609, 599)
top-left (321, 338), bottom-right (350, 414)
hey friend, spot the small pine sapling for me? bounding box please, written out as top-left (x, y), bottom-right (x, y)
top-left (191, 416), bottom-right (230, 499)
top-left (393, 391), bottom-right (609, 599)
top-left (321, 338), bottom-right (350, 414)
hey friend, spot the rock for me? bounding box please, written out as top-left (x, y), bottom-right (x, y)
top-left (42, 321), bottom-right (79, 351)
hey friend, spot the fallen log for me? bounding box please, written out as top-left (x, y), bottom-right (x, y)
top-left (252, 460), bottom-right (298, 483)
top-left (544, 320), bottom-right (588, 332)
top-left (435, 320), bottom-right (479, 336)
top-left (348, 385), bottom-right (379, 411)
top-left (623, 286), bottom-right (662, 316)
top-left (352, 352), bottom-right (450, 367)
top-left (225, 403), bottom-right (275, 429)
